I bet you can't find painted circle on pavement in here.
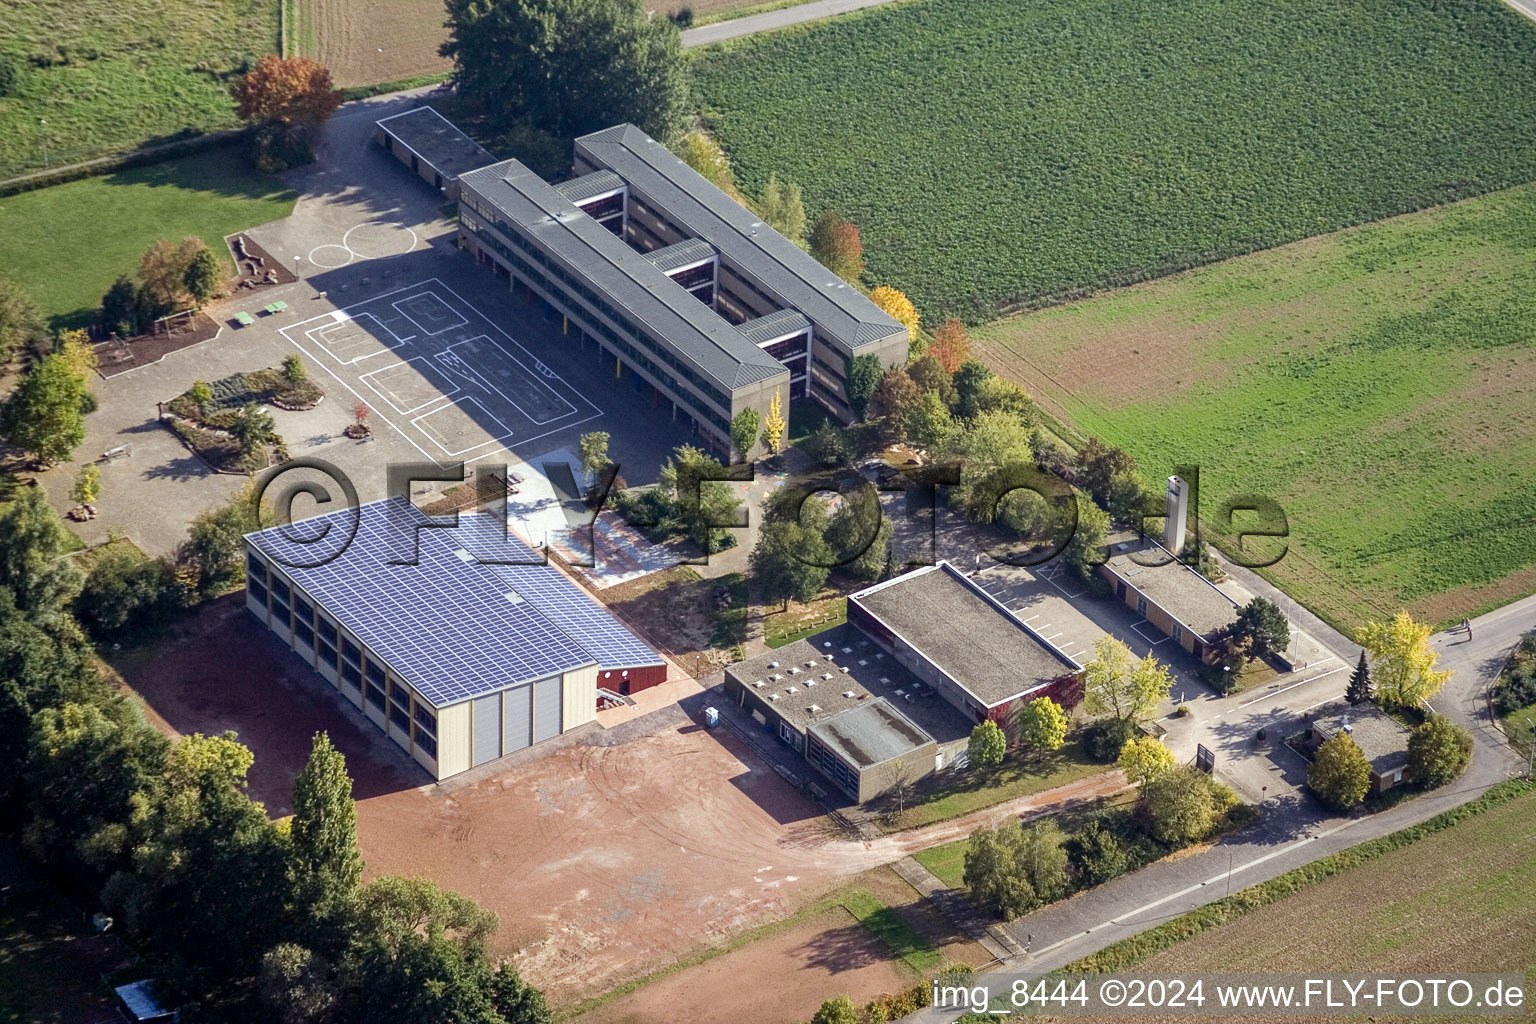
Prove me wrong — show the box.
[306,244,355,269]
[342,220,419,260]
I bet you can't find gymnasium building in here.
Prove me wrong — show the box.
[455,123,910,454]
[374,106,496,201]
[243,497,665,781]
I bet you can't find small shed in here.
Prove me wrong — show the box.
[1307,703,1411,793]
[114,980,180,1023]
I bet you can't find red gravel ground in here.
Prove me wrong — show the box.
[115,597,888,1003]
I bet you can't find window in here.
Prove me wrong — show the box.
[1171,623,1184,644]
[341,637,361,667]
[270,575,291,603]
[1136,596,1148,617]
[415,732,437,759]
[365,660,386,688]
[246,553,267,582]
[390,701,410,733]
[247,577,267,602]
[272,598,290,623]
[318,640,337,666]
[294,596,313,624]
[341,662,362,689]
[318,618,338,645]
[366,678,386,711]
[414,703,436,738]
[295,619,315,647]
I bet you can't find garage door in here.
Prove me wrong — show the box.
[533,675,562,743]
[503,683,532,753]
[472,693,501,767]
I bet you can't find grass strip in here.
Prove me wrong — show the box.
[838,887,945,972]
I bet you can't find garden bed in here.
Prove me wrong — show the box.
[161,366,319,473]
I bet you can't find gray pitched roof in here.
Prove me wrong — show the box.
[375,106,495,181]
[737,309,811,347]
[1311,703,1411,778]
[1101,531,1241,637]
[553,169,625,204]
[643,236,717,274]
[458,159,786,396]
[574,124,909,359]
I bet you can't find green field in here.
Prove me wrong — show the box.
[974,185,1536,630]
[691,0,1536,323]
[0,0,278,180]
[0,147,297,328]
[881,737,1105,832]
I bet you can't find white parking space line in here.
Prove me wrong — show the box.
[1224,665,1347,715]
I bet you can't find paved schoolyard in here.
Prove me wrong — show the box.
[47,88,698,559]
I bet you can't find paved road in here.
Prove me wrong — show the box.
[681,0,896,47]
[906,596,1532,1022]
[1504,0,1536,22]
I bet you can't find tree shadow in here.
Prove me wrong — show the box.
[793,920,900,975]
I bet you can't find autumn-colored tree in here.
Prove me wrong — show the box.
[233,55,344,129]
[870,367,922,441]
[929,318,971,374]
[809,211,863,282]
[870,286,919,349]
[71,463,102,505]
[1355,611,1452,708]
[139,237,208,310]
[677,130,742,201]
[57,329,99,380]
[1117,735,1176,788]
[760,389,785,455]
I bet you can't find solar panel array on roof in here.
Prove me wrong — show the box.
[245,498,658,707]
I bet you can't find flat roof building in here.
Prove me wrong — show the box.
[456,123,909,455]
[374,106,496,200]
[1098,530,1242,663]
[244,498,663,780]
[723,625,971,803]
[1307,703,1411,794]
[849,562,1083,723]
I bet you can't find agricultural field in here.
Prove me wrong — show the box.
[0,147,296,329]
[691,0,1536,323]
[975,184,1536,631]
[0,0,278,180]
[1090,788,1536,1016]
[295,0,797,87]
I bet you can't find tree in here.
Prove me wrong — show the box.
[810,995,861,1024]
[870,286,919,350]
[1016,820,1070,902]
[0,278,50,361]
[1082,635,1172,724]
[1355,612,1452,708]
[74,548,182,641]
[757,174,807,247]
[676,131,741,200]
[878,757,915,818]
[138,237,209,310]
[929,318,971,374]
[283,353,307,383]
[906,354,957,407]
[904,390,952,450]
[229,402,278,453]
[259,943,339,1024]
[100,276,139,336]
[1233,597,1289,660]
[808,211,863,282]
[189,379,213,411]
[1064,492,1110,581]
[1309,732,1370,810]
[952,361,994,420]
[233,55,344,129]
[1117,735,1176,788]
[1070,821,1128,885]
[181,480,274,594]
[183,247,223,306]
[870,367,922,440]
[749,520,829,609]
[290,733,363,934]
[1013,696,1068,753]
[1074,436,1137,508]
[1407,715,1472,788]
[730,407,761,463]
[1142,765,1218,843]
[972,376,1035,422]
[845,353,884,420]
[0,488,86,621]
[71,463,102,506]
[1345,650,1373,705]
[578,431,610,478]
[1,353,87,465]
[962,822,1037,920]
[968,719,1006,772]
[760,389,785,455]
[825,484,889,581]
[441,0,688,142]
[806,419,849,467]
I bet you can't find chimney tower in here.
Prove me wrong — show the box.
[1164,475,1189,554]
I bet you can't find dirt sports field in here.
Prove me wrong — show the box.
[301,0,791,86]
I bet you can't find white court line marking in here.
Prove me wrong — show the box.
[414,395,516,456]
[1225,665,1347,714]
[306,311,405,365]
[360,357,460,415]
[392,291,468,337]
[437,336,578,423]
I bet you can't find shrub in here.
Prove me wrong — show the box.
[968,720,1006,772]
[1069,821,1130,886]
[669,6,694,27]
[250,121,314,173]
[1407,715,1472,788]
[75,549,184,640]
[0,56,19,97]
[1083,717,1136,762]
[1309,732,1371,810]
[1142,765,1219,844]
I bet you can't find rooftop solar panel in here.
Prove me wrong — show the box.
[246,497,644,708]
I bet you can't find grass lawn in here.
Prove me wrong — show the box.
[912,837,969,891]
[692,0,1536,324]
[0,0,278,179]
[765,595,847,648]
[0,147,296,329]
[976,184,1536,632]
[879,737,1106,832]
[1096,786,1536,982]
[837,887,945,973]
